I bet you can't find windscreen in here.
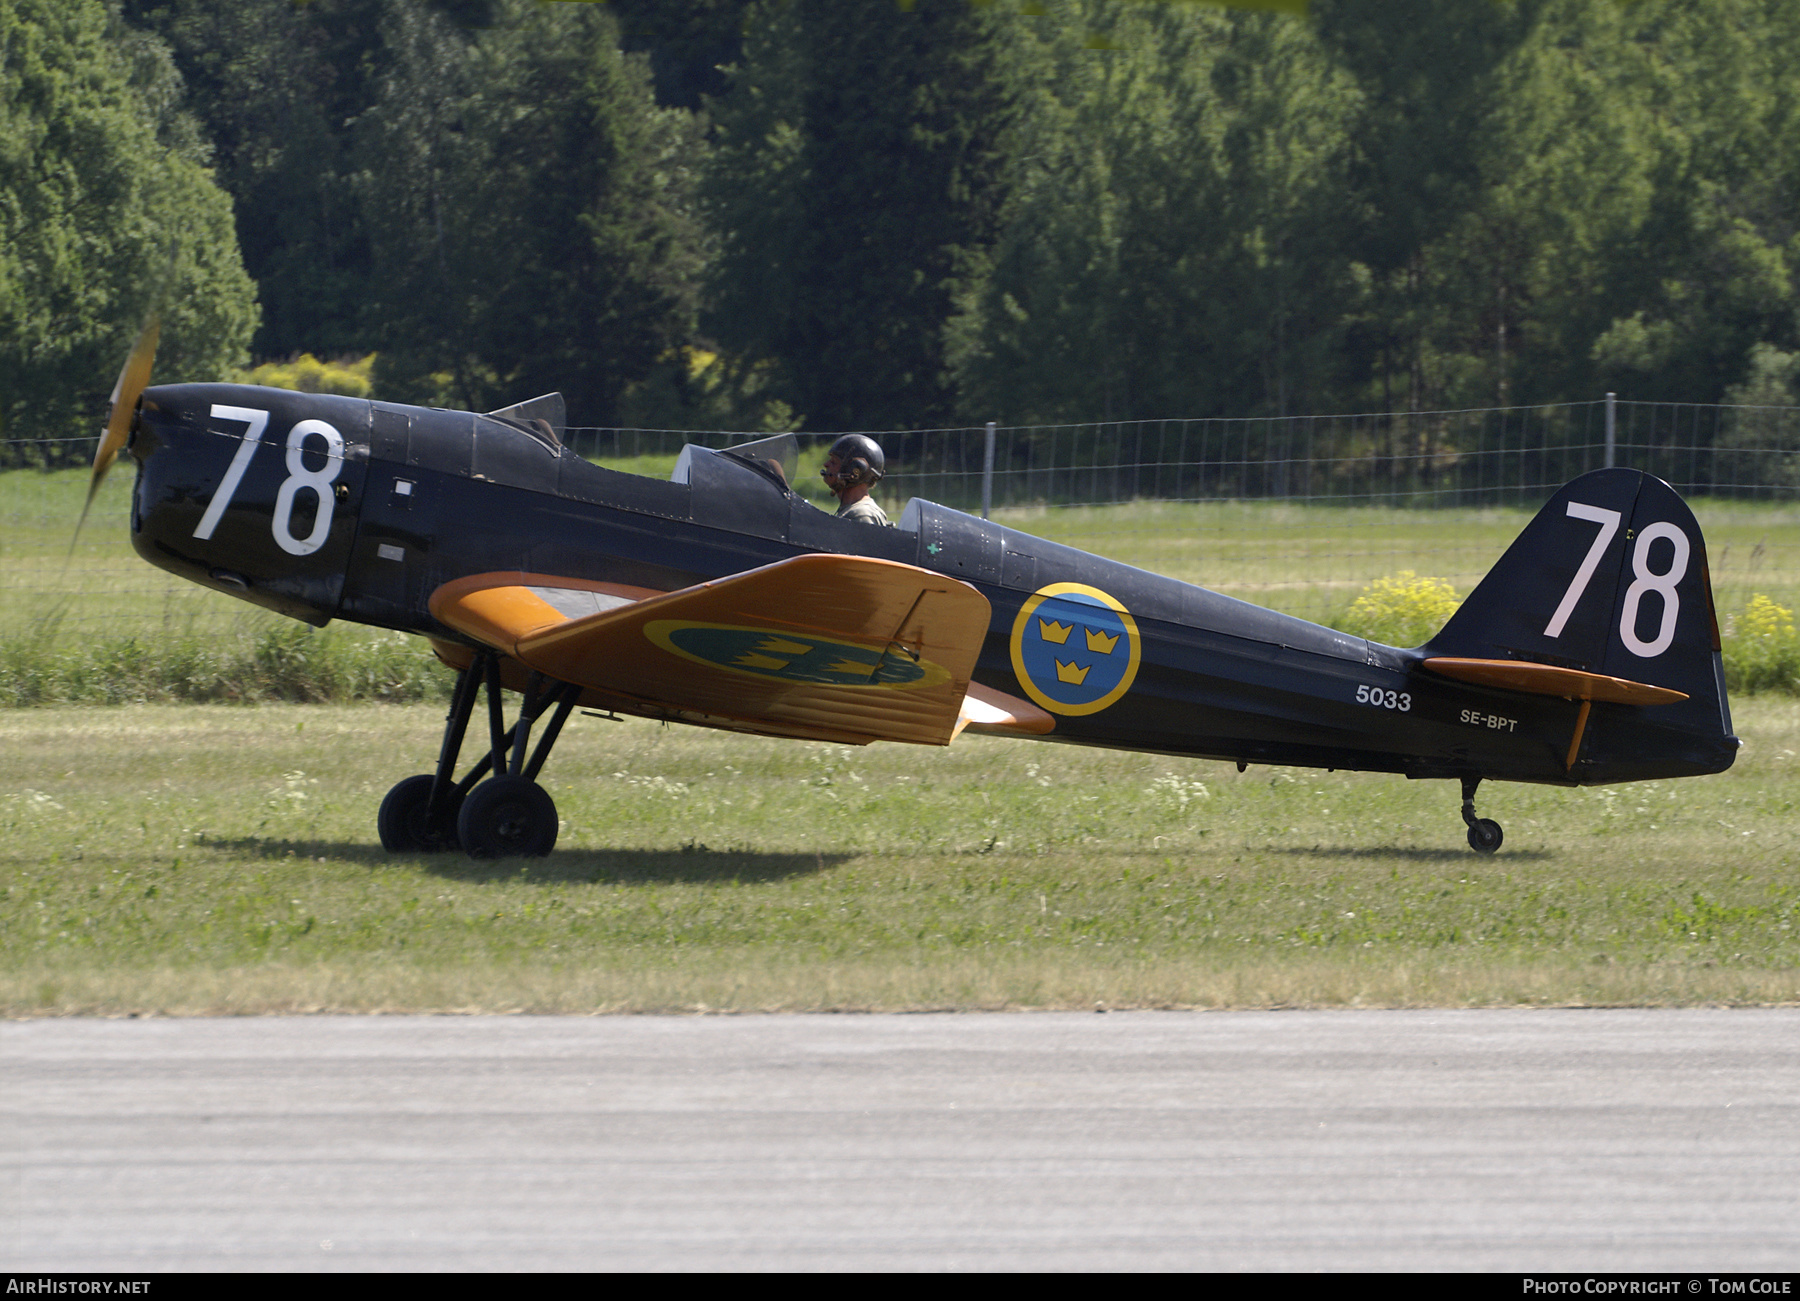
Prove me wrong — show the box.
[719,433,798,489]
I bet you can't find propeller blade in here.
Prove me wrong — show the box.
[75,315,159,547]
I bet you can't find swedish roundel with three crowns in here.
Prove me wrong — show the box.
[1008,582,1142,716]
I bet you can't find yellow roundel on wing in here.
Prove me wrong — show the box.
[1008,583,1141,716]
[645,620,953,690]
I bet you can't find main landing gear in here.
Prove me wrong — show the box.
[378,651,581,859]
[1459,775,1503,854]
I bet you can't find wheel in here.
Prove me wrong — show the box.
[378,774,463,853]
[457,775,558,859]
[1466,818,1503,854]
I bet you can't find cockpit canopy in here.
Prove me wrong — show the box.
[672,432,798,492]
[486,392,567,448]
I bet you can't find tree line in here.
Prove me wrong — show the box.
[5,0,1799,456]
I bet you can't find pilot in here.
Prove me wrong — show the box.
[821,434,892,526]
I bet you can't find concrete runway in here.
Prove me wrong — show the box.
[5,1009,1799,1271]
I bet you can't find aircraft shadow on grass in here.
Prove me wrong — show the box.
[1266,844,1554,864]
[425,844,852,886]
[204,835,847,885]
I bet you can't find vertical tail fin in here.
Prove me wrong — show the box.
[1424,468,1731,750]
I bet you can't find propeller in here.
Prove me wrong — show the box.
[74,314,159,548]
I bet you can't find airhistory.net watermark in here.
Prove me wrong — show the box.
[6,1284,152,1295]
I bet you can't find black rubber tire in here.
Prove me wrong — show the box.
[1466,818,1503,854]
[377,774,463,853]
[457,775,558,859]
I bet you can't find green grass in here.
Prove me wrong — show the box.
[0,621,449,707]
[3,468,245,643]
[4,697,1796,1014]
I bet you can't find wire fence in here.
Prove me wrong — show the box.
[567,398,1800,510]
[6,399,1797,644]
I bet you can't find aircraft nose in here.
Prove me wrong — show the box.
[127,399,153,460]
[128,386,185,464]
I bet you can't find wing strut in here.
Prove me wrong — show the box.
[1421,655,1688,776]
[1565,699,1592,773]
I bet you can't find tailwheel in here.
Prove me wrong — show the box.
[1466,818,1503,855]
[458,775,558,859]
[378,774,464,853]
[1459,775,1503,854]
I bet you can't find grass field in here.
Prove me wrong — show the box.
[4,697,1796,1015]
[5,459,1796,1013]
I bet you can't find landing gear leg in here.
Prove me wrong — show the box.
[377,651,580,859]
[1460,775,1503,854]
[378,654,483,853]
[457,667,580,859]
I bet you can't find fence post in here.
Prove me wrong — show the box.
[982,420,996,519]
[1605,392,1616,469]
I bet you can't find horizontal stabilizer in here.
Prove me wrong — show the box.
[431,555,993,746]
[1421,657,1687,706]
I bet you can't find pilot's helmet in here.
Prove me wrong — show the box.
[826,434,885,487]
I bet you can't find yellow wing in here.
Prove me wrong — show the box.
[429,554,1035,747]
